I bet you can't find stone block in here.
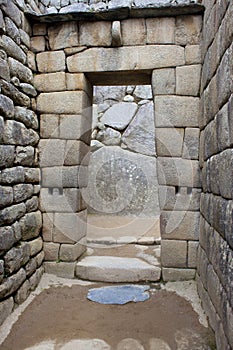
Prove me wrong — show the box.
[0,297,14,326]
[176,65,201,96]
[24,168,40,183]
[0,56,10,81]
[13,184,33,203]
[48,22,78,50]
[157,157,201,187]
[53,211,87,244]
[67,45,185,72]
[216,102,230,152]
[0,145,15,168]
[66,73,92,97]
[218,149,233,199]
[36,51,66,73]
[14,279,30,305]
[182,128,200,160]
[43,262,76,278]
[188,241,199,268]
[34,72,66,92]
[33,23,47,36]
[36,251,44,268]
[59,114,92,143]
[185,45,202,64]
[0,94,14,118]
[161,239,187,268]
[154,96,199,127]
[175,15,202,45]
[14,107,38,130]
[158,186,201,212]
[15,146,35,166]
[4,242,30,275]
[146,17,175,44]
[8,57,33,84]
[1,79,30,107]
[155,128,184,157]
[0,35,26,64]
[59,242,86,262]
[39,139,66,167]
[1,1,21,27]
[30,36,46,53]
[0,260,3,283]
[64,140,90,166]
[0,226,15,254]
[29,237,43,256]
[121,18,146,46]
[0,186,13,208]
[20,211,42,240]
[0,268,26,299]
[25,256,37,277]
[40,188,83,213]
[160,211,200,240]
[162,267,196,281]
[152,68,175,95]
[101,102,138,131]
[0,203,26,225]
[37,91,90,114]
[217,46,232,110]
[29,266,44,291]
[41,166,88,188]
[40,114,59,138]
[80,21,111,47]
[44,242,60,261]
[3,120,39,146]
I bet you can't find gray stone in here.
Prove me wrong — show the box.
[1,1,21,27]
[13,184,34,203]
[0,35,26,64]
[61,339,111,350]
[29,237,43,256]
[19,83,37,97]
[112,21,122,47]
[0,268,26,299]
[182,128,200,160]
[152,68,175,95]
[20,211,42,240]
[0,94,14,118]
[44,262,75,278]
[24,168,40,183]
[0,260,4,283]
[3,120,39,146]
[0,57,10,81]
[59,3,89,13]
[4,242,30,275]
[0,79,30,107]
[101,102,138,130]
[0,226,15,254]
[29,266,44,291]
[149,338,171,350]
[14,107,38,130]
[156,128,184,157]
[162,267,196,282]
[25,256,37,277]
[80,21,112,47]
[5,17,20,44]
[60,242,86,262]
[26,196,39,213]
[219,149,233,199]
[0,203,26,225]
[0,166,25,184]
[44,242,60,261]
[122,102,155,156]
[133,85,152,100]
[8,57,33,84]
[0,145,15,168]
[0,297,14,326]
[0,9,5,35]
[161,240,187,268]
[53,211,87,244]
[14,279,30,305]
[0,186,13,208]
[15,146,35,166]
[40,188,83,213]
[41,166,88,188]
[48,22,78,50]
[96,127,121,146]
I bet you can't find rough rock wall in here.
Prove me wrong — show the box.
[0,0,43,326]
[197,1,233,349]
[86,85,160,216]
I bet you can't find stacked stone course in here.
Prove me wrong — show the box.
[0,0,43,326]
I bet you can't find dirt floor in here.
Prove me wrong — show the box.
[0,281,216,350]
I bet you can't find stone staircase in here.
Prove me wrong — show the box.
[76,215,161,283]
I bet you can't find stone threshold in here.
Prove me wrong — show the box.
[26,3,204,23]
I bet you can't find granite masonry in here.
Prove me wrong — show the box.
[0,0,232,348]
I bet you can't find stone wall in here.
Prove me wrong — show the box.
[197,1,233,349]
[0,0,43,326]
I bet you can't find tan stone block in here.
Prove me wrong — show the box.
[175,15,202,45]
[39,139,66,167]
[44,242,60,261]
[59,114,92,143]
[176,65,201,96]
[162,267,196,281]
[157,157,201,187]
[34,72,66,92]
[154,96,199,127]
[122,18,146,46]
[40,114,59,138]
[158,186,201,212]
[53,210,87,244]
[43,261,76,278]
[42,213,54,242]
[37,51,66,73]
[59,242,86,262]
[48,22,78,50]
[30,36,45,53]
[160,211,200,240]
[152,68,175,95]
[67,45,185,73]
[64,140,90,166]
[188,241,199,268]
[182,127,200,160]
[33,23,47,36]
[161,239,187,267]
[28,237,43,256]
[66,73,92,97]
[79,21,112,47]
[185,45,202,64]
[155,128,184,157]
[146,17,175,44]
[41,166,88,188]
[40,188,84,213]
[27,52,37,72]
[37,91,90,114]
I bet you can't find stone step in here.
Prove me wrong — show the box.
[76,256,161,283]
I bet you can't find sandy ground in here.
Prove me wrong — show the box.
[0,275,216,350]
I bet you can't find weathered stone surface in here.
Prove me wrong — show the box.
[122,102,155,156]
[26,196,39,213]
[175,15,202,45]
[30,36,46,53]
[8,57,33,84]
[24,168,40,183]
[0,268,26,299]
[0,166,25,185]
[0,203,26,225]
[182,128,200,159]
[0,259,4,283]
[40,114,59,139]
[133,85,152,100]
[20,211,42,240]
[216,103,230,152]
[37,51,66,73]
[155,128,184,157]
[14,279,30,305]
[28,237,43,256]
[41,165,88,188]
[162,267,196,282]
[1,1,21,27]
[0,145,15,168]
[159,186,201,212]
[117,338,144,350]
[121,18,146,46]
[29,266,44,291]
[14,107,38,130]
[0,186,13,209]
[19,83,37,97]
[152,68,175,95]
[0,226,15,254]
[161,239,187,268]
[64,140,90,166]
[39,139,66,167]
[44,242,60,261]
[154,96,199,127]
[111,20,122,47]
[80,21,111,47]
[146,17,175,44]
[3,120,39,146]
[0,94,14,118]
[0,35,26,64]
[0,297,14,326]
[0,56,10,81]
[37,91,90,114]
[176,65,201,96]
[149,338,171,350]
[15,146,35,166]
[96,127,121,146]
[43,261,75,278]
[218,149,233,199]
[48,22,78,50]
[59,114,92,143]
[53,211,87,244]
[185,45,201,64]
[101,102,137,130]
[4,242,30,275]
[60,242,86,262]
[160,211,200,240]
[0,79,30,107]
[19,29,30,48]
[67,45,185,72]
[34,72,66,92]
[13,184,34,203]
